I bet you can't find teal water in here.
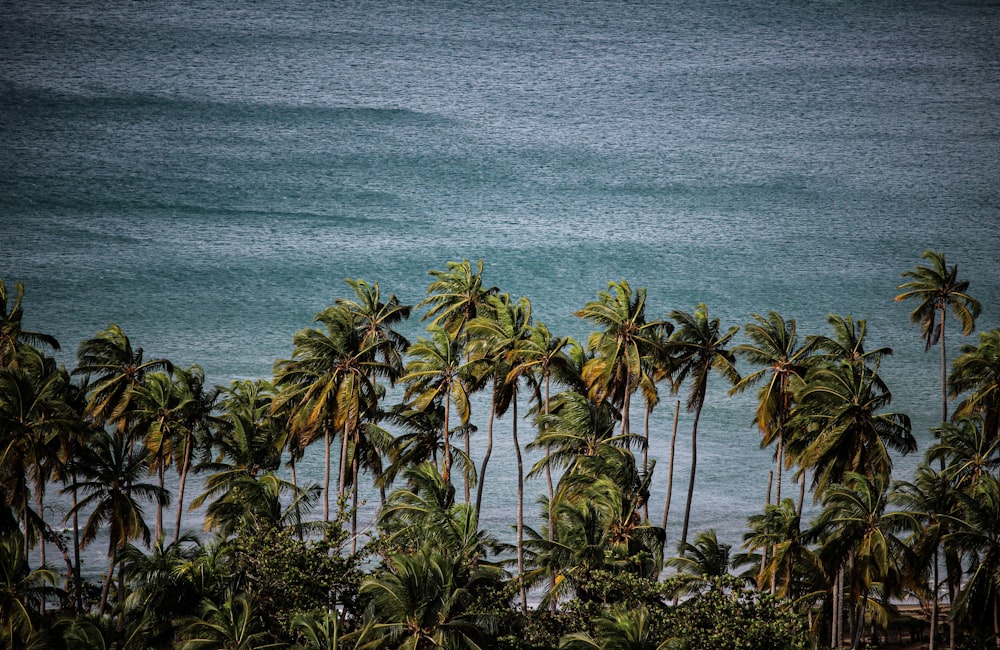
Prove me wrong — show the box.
[2,0,1000,568]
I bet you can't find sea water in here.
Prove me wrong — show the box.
[2,0,999,574]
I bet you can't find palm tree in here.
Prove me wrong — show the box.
[418,259,499,341]
[380,403,476,490]
[895,250,981,424]
[742,497,817,599]
[731,312,817,505]
[927,416,1000,491]
[665,529,736,597]
[669,303,740,551]
[949,328,1000,440]
[892,463,962,650]
[0,351,73,568]
[575,280,671,438]
[336,277,412,383]
[131,371,192,541]
[172,365,223,542]
[817,472,911,650]
[178,592,281,650]
[945,472,1000,647]
[558,605,680,650]
[0,279,60,369]
[810,314,893,375]
[790,361,916,499]
[401,325,477,485]
[70,428,168,615]
[466,293,535,611]
[273,305,383,521]
[73,323,172,432]
[353,548,498,650]
[0,533,57,647]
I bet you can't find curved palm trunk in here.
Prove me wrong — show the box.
[513,399,526,613]
[642,402,651,520]
[174,437,192,542]
[71,461,82,612]
[474,393,496,523]
[661,400,681,534]
[155,450,165,541]
[680,393,705,553]
[930,546,939,650]
[544,375,557,616]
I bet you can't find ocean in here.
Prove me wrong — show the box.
[2,0,999,572]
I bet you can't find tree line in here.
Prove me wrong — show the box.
[1,249,998,649]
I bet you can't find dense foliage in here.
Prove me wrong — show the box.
[1,251,998,649]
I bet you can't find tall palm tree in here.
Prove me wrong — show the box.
[731,312,817,505]
[575,280,671,438]
[466,293,535,611]
[70,428,167,615]
[669,303,740,551]
[273,305,383,521]
[402,326,477,486]
[418,259,499,341]
[73,323,172,432]
[132,371,192,542]
[817,472,911,650]
[337,277,412,383]
[0,279,60,369]
[892,463,962,650]
[172,365,223,542]
[927,416,1000,491]
[0,352,73,567]
[946,472,1000,647]
[949,328,1000,440]
[789,361,915,499]
[895,250,981,424]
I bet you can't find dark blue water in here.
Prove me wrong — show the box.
[2,0,999,570]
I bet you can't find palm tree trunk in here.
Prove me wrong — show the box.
[930,546,939,650]
[680,395,705,553]
[642,401,651,520]
[661,400,680,532]
[155,447,164,541]
[621,381,631,438]
[71,463,82,612]
[761,471,772,593]
[443,391,452,482]
[339,421,350,499]
[940,306,948,425]
[35,489,46,569]
[775,433,783,504]
[323,427,331,522]
[545,374,556,616]
[175,437,192,542]
[99,550,115,616]
[797,469,806,519]
[474,394,495,523]
[513,399,526,613]
[351,455,359,554]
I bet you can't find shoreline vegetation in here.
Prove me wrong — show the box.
[2,249,998,649]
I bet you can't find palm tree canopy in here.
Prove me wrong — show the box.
[0,279,60,368]
[895,249,981,348]
[949,328,1000,437]
[418,259,499,340]
[668,303,740,412]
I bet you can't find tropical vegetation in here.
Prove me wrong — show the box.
[0,251,997,649]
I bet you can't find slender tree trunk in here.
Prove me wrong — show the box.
[35,489,46,569]
[474,394,495,523]
[831,574,838,649]
[621,377,631,438]
[661,400,680,533]
[761,471,772,593]
[443,391,452,482]
[930,546,939,650]
[642,402,651,520]
[680,395,705,553]
[99,551,115,616]
[851,593,868,650]
[155,447,164,541]
[174,437,192,542]
[71,463,82,612]
[351,455,359,554]
[513,399,526,613]
[323,428,331,522]
[545,374,556,616]
[463,423,471,504]
[940,306,948,425]
[339,421,350,498]
[775,433,783,504]
[797,469,806,519]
